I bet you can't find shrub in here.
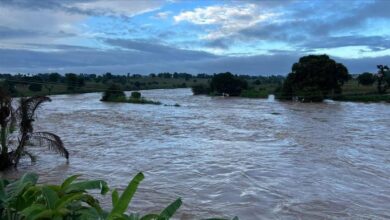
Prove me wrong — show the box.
[101,84,126,102]
[131,91,141,99]
[191,84,210,95]
[28,83,42,92]
[357,72,376,86]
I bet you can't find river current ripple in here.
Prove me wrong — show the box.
[2,88,390,219]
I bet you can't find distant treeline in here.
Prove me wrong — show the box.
[0,72,285,97]
[0,72,284,82]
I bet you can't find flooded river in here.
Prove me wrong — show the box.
[2,88,390,219]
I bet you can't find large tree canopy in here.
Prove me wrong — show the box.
[210,72,248,96]
[357,72,376,86]
[279,55,350,102]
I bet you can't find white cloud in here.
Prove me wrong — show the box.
[154,11,172,19]
[0,0,165,50]
[174,4,278,40]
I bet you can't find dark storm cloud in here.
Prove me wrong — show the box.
[0,43,386,75]
[302,36,390,50]
[104,38,216,60]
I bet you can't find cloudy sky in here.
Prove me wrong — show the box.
[1,0,389,75]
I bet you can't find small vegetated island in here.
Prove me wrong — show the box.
[100,84,161,105]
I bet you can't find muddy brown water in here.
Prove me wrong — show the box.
[2,88,390,219]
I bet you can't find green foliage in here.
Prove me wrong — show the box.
[101,84,126,102]
[279,54,350,102]
[131,91,141,99]
[333,93,390,102]
[376,65,390,94]
[0,173,175,220]
[210,73,248,96]
[102,89,161,105]
[191,84,211,95]
[0,173,237,220]
[0,93,67,170]
[128,98,161,105]
[240,89,269,98]
[65,73,85,92]
[357,72,376,86]
[28,83,42,92]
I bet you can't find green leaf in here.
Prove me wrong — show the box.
[140,214,160,220]
[61,174,81,190]
[41,186,59,209]
[6,173,38,196]
[75,207,102,220]
[54,192,84,209]
[21,204,46,220]
[64,180,109,195]
[108,172,144,219]
[158,198,182,220]
[29,209,54,220]
[0,179,7,200]
[80,194,103,213]
[112,189,119,207]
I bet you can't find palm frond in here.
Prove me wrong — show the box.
[16,96,51,134]
[21,150,37,163]
[29,96,51,117]
[30,132,69,160]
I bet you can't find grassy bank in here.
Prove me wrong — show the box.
[1,76,210,98]
[332,80,390,102]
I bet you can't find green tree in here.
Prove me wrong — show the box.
[376,65,389,93]
[101,84,126,102]
[280,54,350,102]
[65,73,84,92]
[210,72,248,96]
[357,72,376,86]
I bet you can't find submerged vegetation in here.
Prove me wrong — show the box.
[191,72,282,98]
[101,86,161,105]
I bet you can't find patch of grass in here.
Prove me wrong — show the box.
[240,89,269,98]
[128,97,161,105]
[332,93,390,102]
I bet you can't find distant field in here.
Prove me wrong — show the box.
[8,77,211,97]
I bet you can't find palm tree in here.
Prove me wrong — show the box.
[13,96,69,167]
[0,92,69,170]
[0,88,15,170]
